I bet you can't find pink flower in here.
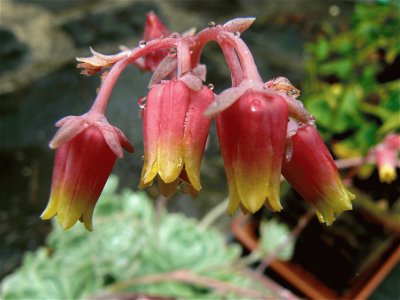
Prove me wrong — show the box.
[141,12,170,71]
[215,90,288,214]
[41,114,133,230]
[282,125,354,225]
[375,133,400,183]
[140,78,214,196]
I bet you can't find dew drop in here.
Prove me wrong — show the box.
[138,96,147,108]
[306,115,316,126]
[250,99,261,112]
[138,40,147,48]
[141,155,145,160]
[208,21,216,27]
[207,83,214,90]
[168,47,177,57]
[234,31,241,38]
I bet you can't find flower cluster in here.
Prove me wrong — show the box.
[42,13,354,230]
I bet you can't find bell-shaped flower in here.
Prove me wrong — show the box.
[41,114,133,230]
[215,90,288,214]
[282,125,354,225]
[140,78,214,196]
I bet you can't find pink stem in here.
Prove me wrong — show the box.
[177,37,191,77]
[89,38,176,115]
[223,32,262,82]
[89,58,130,114]
[192,27,262,83]
[219,41,244,86]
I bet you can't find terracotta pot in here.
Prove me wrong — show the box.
[231,213,400,300]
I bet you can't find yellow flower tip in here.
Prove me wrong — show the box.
[226,204,238,216]
[184,165,202,192]
[142,168,158,186]
[83,218,93,232]
[40,195,59,220]
[379,165,397,183]
[267,197,283,212]
[241,197,264,214]
[81,209,94,232]
[40,207,56,220]
[58,215,79,230]
[316,210,335,226]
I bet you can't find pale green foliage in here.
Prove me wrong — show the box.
[1,176,273,299]
[259,219,295,261]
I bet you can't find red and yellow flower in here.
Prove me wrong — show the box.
[140,78,214,196]
[216,90,288,214]
[41,114,133,230]
[282,125,354,225]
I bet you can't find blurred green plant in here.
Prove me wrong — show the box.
[303,2,399,158]
[1,176,295,299]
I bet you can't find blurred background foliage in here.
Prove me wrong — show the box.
[303,2,399,157]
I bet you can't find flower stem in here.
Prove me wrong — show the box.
[219,42,244,86]
[193,26,262,83]
[89,58,130,114]
[89,38,176,115]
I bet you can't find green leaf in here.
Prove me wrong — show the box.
[319,59,353,80]
[259,219,295,261]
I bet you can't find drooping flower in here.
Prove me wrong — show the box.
[140,78,214,196]
[141,11,170,71]
[215,90,288,214]
[41,114,133,230]
[374,133,400,183]
[282,125,354,225]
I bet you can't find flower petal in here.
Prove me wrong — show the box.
[204,85,247,117]
[49,118,87,149]
[223,17,256,34]
[142,84,164,184]
[148,55,177,87]
[180,73,203,92]
[157,80,190,183]
[183,86,214,191]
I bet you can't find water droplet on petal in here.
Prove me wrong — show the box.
[139,40,147,48]
[250,99,261,112]
[141,155,145,160]
[208,21,216,27]
[306,115,316,126]
[234,31,240,38]
[138,96,147,108]
[168,47,177,57]
[170,32,179,38]
[207,83,214,90]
